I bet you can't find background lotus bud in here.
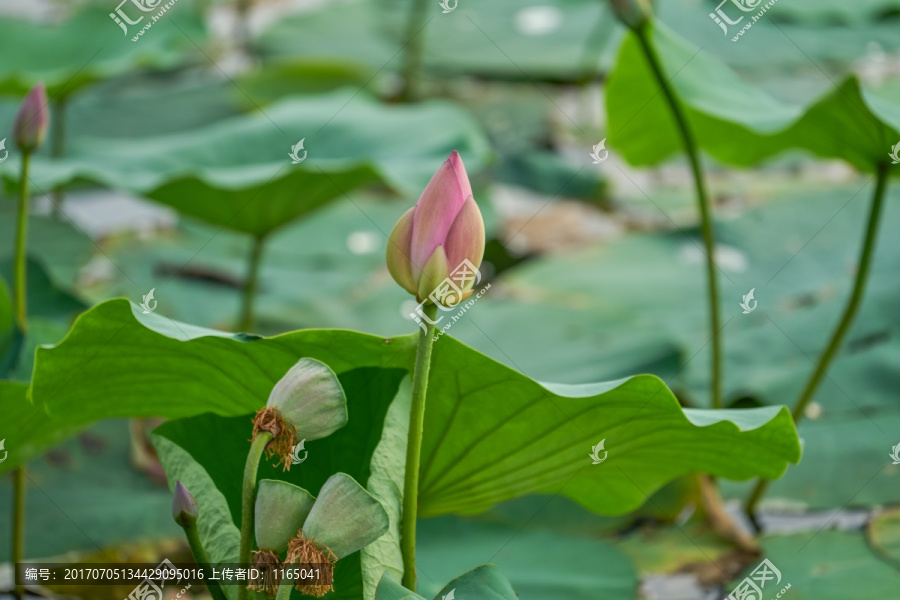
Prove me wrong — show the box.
[172,481,199,527]
[609,0,652,29]
[386,151,485,305]
[13,83,49,152]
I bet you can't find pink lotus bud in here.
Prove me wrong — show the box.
[13,83,50,152]
[610,0,652,29]
[172,481,199,527]
[386,151,485,305]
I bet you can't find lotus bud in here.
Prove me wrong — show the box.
[252,358,347,470]
[13,83,49,152]
[609,0,652,29]
[386,151,485,306]
[284,473,389,597]
[171,481,199,528]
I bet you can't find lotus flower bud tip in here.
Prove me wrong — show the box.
[13,83,49,152]
[386,151,485,306]
[172,481,199,527]
[610,0,652,29]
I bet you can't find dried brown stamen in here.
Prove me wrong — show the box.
[286,534,337,597]
[252,406,297,471]
[249,549,284,598]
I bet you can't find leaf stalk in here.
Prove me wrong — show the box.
[744,163,891,522]
[633,23,723,409]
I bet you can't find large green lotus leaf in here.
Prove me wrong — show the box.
[606,23,900,172]
[0,275,12,369]
[452,183,900,416]
[0,209,95,293]
[151,365,409,600]
[724,530,900,599]
[654,0,900,73]
[0,420,179,561]
[0,5,207,97]
[376,564,518,600]
[153,435,242,568]
[721,409,900,510]
[416,517,635,600]
[256,0,621,82]
[867,507,900,568]
[31,298,800,519]
[1,90,491,237]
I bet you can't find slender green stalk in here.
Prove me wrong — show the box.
[235,0,254,55]
[238,432,272,600]
[50,96,67,219]
[182,522,229,600]
[745,164,891,521]
[12,151,32,600]
[633,23,723,409]
[400,303,438,590]
[13,153,31,333]
[398,0,430,102]
[274,566,294,600]
[12,467,25,600]
[238,236,265,332]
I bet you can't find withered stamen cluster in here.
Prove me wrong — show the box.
[286,533,337,597]
[252,406,297,471]
[249,549,284,598]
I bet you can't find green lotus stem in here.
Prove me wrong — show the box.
[401,303,438,590]
[12,466,25,600]
[50,96,67,219]
[398,0,430,102]
[744,162,891,521]
[11,150,32,600]
[181,520,229,600]
[633,23,723,409]
[235,0,254,55]
[13,152,31,333]
[238,235,265,332]
[238,432,272,600]
[274,565,294,600]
